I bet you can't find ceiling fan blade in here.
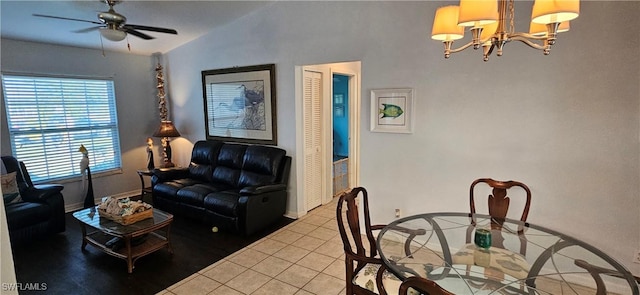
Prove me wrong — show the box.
[123,24,177,35]
[32,14,102,25]
[74,26,103,33]
[123,28,154,40]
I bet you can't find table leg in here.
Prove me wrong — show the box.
[166,223,174,255]
[125,236,133,273]
[78,221,88,251]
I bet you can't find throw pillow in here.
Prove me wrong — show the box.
[2,172,23,205]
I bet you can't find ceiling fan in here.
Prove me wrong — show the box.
[33,0,177,42]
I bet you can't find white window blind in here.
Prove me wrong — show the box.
[1,74,122,183]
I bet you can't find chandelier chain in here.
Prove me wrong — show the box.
[509,0,515,34]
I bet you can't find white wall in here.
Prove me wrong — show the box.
[165,1,640,274]
[0,39,159,209]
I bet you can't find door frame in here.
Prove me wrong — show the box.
[294,61,361,216]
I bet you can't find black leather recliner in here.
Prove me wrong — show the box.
[1,156,66,245]
[151,140,291,236]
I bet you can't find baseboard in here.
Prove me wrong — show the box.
[284,211,300,219]
[64,189,139,213]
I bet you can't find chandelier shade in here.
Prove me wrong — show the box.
[457,0,499,27]
[479,21,500,41]
[431,5,465,41]
[531,0,580,24]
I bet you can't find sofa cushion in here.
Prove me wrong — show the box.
[213,167,241,188]
[189,163,213,183]
[243,146,285,175]
[153,179,201,201]
[5,202,51,229]
[203,191,241,217]
[238,146,285,187]
[188,140,223,182]
[191,140,223,165]
[176,183,223,207]
[218,144,247,167]
[211,144,247,187]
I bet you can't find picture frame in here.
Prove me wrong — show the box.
[334,105,345,117]
[370,88,414,133]
[201,64,277,145]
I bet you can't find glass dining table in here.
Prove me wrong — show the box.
[376,212,638,295]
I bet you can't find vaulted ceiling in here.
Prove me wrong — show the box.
[1,0,273,55]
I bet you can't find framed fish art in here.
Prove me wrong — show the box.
[201,64,277,145]
[370,88,415,133]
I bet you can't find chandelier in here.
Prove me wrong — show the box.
[431,0,579,61]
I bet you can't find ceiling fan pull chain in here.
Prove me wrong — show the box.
[100,34,106,57]
[127,35,131,52]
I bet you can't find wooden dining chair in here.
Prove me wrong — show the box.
[398,276,454,295]
[574,259,640,295]
[450,178,533,292]
[336,187,401,295]
[469,178,532,223]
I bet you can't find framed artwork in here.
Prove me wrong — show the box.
[334,93,345,117]
[334,105,345,117]
[201,64,277,145]
[370,88,414,133]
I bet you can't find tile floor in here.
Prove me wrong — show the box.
[155,196,612,295]
[157,198,347,295]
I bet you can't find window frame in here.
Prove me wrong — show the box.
[1,73,123,183]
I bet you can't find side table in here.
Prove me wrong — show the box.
[136,169,153,202]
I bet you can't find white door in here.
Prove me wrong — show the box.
[303,69,323,210]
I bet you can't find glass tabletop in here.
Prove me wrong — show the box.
[72,206,173,236]
[377,212,638,295]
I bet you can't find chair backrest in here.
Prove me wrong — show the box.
[337,187,377,261]
[336,187,385,295]
[470,178,532,222]
[398,276,453,295]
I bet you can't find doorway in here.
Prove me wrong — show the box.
[295,61,361,215]
[332,74,350,196]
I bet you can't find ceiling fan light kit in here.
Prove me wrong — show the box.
[99,27,126,41]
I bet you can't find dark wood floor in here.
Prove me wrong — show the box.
[11,211,294,295]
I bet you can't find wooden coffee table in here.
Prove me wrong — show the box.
[72,207,174,273]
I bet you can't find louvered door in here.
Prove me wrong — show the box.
[303,70,323,210]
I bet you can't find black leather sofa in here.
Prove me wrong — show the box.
[151,140,291,235]
[1,156,66,246]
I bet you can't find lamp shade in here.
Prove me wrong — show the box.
[431,5,465,41]
[529,21,570,36]
[99,28,127,41]
[457,0,498,27]
[479,21,500,41]
[531,0,579,24]
[153,121,181,138]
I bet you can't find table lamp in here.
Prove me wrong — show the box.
[153,120,181,168]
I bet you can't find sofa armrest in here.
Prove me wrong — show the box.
[240,184,287,195]
[21,184,64,202]
[151,167,190,184]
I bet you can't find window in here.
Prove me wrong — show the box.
[2,74,122,183]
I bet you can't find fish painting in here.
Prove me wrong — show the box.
[379,103,404,118]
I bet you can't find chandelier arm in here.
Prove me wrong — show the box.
[509,36,547,51]
[509,32,548,41]
[449,41,476,54]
